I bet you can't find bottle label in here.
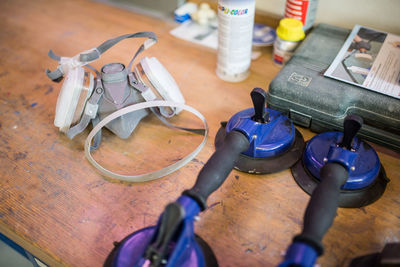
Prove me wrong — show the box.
[273,37,299,65]
[218,4,248,16]
[273,46,294,65]
[284,0,318,31]
[217,1,255,77]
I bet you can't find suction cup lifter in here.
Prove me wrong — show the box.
[105,122,250,267]
[215,88,304,174]
[105,88,306,267]
[283,115,389,267]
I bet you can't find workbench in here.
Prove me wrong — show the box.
[0,0,399,266]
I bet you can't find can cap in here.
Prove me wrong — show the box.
[276,18,305,42]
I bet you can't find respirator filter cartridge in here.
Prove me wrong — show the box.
[54,67,94,132]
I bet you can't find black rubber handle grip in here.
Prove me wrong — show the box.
[294,163,349,255]
[183,130,250,210]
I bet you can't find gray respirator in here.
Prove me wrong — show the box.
[46,32,186,149]
[46,32,208,182]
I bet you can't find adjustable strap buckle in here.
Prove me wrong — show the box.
[128,72,157,101]
[45,48,100,82]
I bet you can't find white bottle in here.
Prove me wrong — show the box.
[272,18,305,66]
[216,0,256,82]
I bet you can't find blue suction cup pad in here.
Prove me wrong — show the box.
[304,132,381,190]
[226,108,295,158]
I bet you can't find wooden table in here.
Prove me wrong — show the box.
[0,1,399,266]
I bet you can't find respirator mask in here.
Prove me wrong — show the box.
[46,32,208,182]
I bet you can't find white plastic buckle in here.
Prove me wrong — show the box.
[143,39,156,50]
[58,47,100,75]
[84,102,99,119]
[141,88,157,102]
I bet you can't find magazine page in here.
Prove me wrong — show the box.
[325,25,400,99]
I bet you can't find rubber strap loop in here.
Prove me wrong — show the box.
[84,100,208,182]
[90,116,102,151]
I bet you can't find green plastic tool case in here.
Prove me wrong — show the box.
[267,24,400,151]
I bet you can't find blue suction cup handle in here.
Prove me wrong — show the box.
[295,115,361,255]
[283,116,363,266]
[250,87,269,123]
[183,130,250,210]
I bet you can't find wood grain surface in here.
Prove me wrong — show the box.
[0,1,399,266]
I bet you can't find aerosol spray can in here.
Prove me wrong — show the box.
[216,0,256,82]
[284,0,318,31]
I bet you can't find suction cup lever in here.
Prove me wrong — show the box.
[281,163,349,267]
[250,87,269,123]
[183,130,250,210]
[339,115,363,150]
[145,202,185,266]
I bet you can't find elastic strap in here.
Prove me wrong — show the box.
[128,73,203,134]
[90,116,102,151]
[80,32,157,62]
[46,32,157,81]
[127,45,144,73]
[45,50,64,82]
[48,49,61,61]
[151,107,206,135]
[85,64,100,76]
[84,100,208,182]
[66,77,104,139]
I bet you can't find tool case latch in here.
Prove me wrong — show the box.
[289,109,312,128]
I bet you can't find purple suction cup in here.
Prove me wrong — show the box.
[104,197,218,267]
